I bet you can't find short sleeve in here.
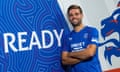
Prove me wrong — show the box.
[62,35,71,52]
[88,28,99,46]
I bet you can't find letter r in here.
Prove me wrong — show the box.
[3,33,18,53]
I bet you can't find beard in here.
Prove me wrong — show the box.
[71,19,82,27]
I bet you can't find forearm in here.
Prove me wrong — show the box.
[62,51,81,65]
[69,45,96,60]
[62,56,81,65]
[69,50,91,60]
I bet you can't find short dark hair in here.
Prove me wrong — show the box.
[67,5,83,14]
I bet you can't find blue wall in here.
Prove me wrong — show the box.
[0,0,69,72]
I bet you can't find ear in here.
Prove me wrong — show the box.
[81,14,84,18]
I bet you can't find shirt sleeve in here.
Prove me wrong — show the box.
[62,35,71,52]
[88,28,99,46]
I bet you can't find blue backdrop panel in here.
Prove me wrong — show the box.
[0,0,69,72]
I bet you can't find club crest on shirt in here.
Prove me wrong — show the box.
[84,33,88,39]
[69,37,72,40]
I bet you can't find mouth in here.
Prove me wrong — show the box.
[71,19,80,25]
[106,29,114,36]
[101,22,114,40]
[72,18,78,22]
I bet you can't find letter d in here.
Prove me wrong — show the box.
[42,30,53,48]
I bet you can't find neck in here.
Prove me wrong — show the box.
[74,24,84,32]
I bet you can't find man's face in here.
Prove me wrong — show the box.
[68,9,83,27]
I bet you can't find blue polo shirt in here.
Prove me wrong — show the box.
[62,26,102,72]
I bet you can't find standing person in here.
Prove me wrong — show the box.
[62,5,102,72]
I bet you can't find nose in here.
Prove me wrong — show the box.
[70,14,78,20]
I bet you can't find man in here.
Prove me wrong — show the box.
[62,5,102,72]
